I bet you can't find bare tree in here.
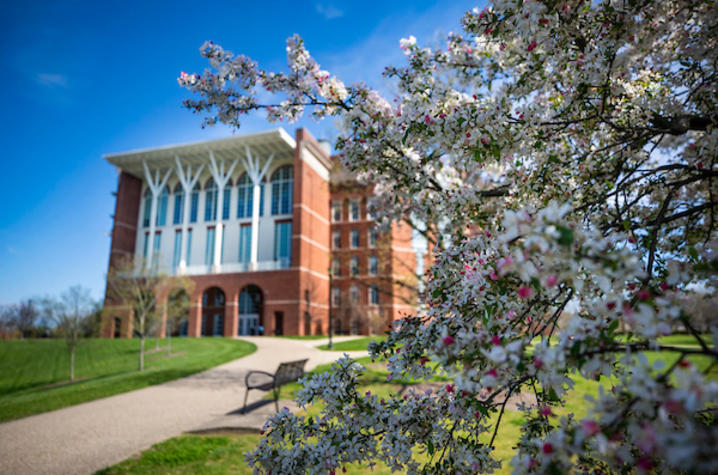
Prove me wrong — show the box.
[42,286,96,381]
[10,300,39,339]
[160,276,195,356]
[105,258,167,371]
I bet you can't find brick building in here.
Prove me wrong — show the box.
[102,128,421,338]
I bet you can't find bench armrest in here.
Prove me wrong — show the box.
[245,370,276,389]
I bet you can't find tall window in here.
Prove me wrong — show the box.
[367,202,375,220]
[369,256,378,275]
[331,201,342,222]
[331,257,341,276]
[186,229,193,265]
[142,232,149,259]
[350,257,359,276]
[152,232,161,270]
[190,183,200,223]
[349,199,360,221]
[173,184,184,225]
[172,231,182,272]
[205,227,215,266]
[350,285,359,303]
[204,179,218,221]
[142,188,151,227]
[274,221,292,267]
[331,287,340,306]
[238,224,251,264]
[332,231,341,249]
[156,187,169,226]
[368,228,378,247]
[350,229,360,248]
[222,186,231,220]
[237,173,265,218]
[369,285,379,305]
[271,166,293,215]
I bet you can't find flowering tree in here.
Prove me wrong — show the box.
[180,1,718,472]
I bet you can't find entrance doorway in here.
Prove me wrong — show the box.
[202,287,225,336]
[274,311,284,335]
[238,285,262,336]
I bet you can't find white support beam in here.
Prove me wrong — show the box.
[175,156,204,271]
[142,161,172,270]
[241,146,274,269]
[208,151,238,270]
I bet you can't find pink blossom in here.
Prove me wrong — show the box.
[527,40,537,52]
[443,335,455,345]
[545,274,558,288]
[580,419,600,436]
[490,271,498,280]
[542,442,553,454]
[518,286,532,299]
[486,368,498,377]
[491,335,501,346]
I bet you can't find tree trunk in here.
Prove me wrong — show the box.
[70,346,75,381]
[139,336,145,371]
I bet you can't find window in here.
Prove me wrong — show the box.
[152,232,161,270]
[331,201,342,222]
[172,231,182,272]
[350,229,359,248]
[271,166,293,215]
[237,173,265,218]
[331,257,341,276]
[368,228,378,247]
[367,202,375,220]
[369,256,378,275]
[205,227,215,266]
[274,221,292,268]
[190,183,200,223]
[156,187,169,226]
[331,287,340,306]
[204,179,218,221]
[350,257,359,276]
[222,187,231,220]
[142,232,149,259]
[173,184,184,225]
[186,229,192,265]
[350,285,359,303]
[238,224,251,263]
[369,285,380,305]
[142,188,151,227]
[350,199,360,221]
[332,231,341,249]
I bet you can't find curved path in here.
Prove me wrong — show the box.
[0,336,367,475]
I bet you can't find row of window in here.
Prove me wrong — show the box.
[331,198,375,223]
[332,228,378,249]
[331,285,380,306]
[331,255,379,277]
[142,221,292,271]
[142,166,293,228]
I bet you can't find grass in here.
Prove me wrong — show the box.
[101,335,716,474]
[318,336,386,351]
[0,337,256,422]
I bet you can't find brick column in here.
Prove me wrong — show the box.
[225,289,239,337]
[188,293,203,337]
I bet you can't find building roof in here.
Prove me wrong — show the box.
[104,128,296,178]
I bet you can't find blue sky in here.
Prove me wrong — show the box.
[0,1,476,304]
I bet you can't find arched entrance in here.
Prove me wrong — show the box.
[167,288,190,337]
[202,287,225,336]
[238,285,262,336]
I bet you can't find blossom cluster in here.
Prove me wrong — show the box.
[182,0,718,472]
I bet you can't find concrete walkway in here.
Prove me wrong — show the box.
[0,336,367,475]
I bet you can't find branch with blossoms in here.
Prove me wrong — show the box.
[182,1,718,472]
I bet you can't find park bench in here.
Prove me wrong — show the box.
[243,359,308,413]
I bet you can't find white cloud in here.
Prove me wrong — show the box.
[35,73,68,88]
[316,4,344,19]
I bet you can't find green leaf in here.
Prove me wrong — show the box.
[557,226,574,247]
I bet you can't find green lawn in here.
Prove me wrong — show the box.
[102,336,716,474]
[0,337,256,422]
[318,336,386,351]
